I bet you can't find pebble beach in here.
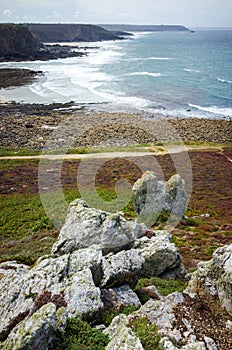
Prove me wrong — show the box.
[0,102,231,150]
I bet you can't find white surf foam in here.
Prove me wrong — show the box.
[147,57,172,60]
[217,77,232,84]
[184,68,201,73]
[127,72,163,77]
[188,104,232,117]
[127,57,172,62]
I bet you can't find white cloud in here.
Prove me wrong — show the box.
[0,1,232,26]
[3,9,12,16]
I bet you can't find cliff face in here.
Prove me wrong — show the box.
[27,24,124,42]
[0,24,41,58]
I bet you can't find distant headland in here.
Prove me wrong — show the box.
[100,24,190,32]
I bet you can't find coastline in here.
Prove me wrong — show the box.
[0,68,231,149]
[0,101,231,150]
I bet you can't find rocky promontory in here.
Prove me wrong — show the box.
[0,24,41,61]
[0,23,128,62]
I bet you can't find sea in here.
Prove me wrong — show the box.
[0,29,232,119]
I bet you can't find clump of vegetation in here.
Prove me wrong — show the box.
[129,317,161,350]
[53,318,109,350]
[0,147,41,157]
[29,290,67,316]
[136,277,187,297]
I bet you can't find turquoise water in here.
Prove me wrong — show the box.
[0,30,231,119]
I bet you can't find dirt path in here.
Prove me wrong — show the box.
[0,144,228,161]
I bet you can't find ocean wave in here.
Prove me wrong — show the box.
[184,68,200,73]
[217,77,232,84]
[127,57,172,61]
[127,72,163,77]
[188,104,232,117]
[147,57,172,60]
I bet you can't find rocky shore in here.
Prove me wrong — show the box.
[0,102,231,149]
[0,69,44,89]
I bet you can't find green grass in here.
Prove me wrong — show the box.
[0,184,137,264]
[136,277,187,297]
[0,193,54,239]
[129,317,161,350]
[53,318,109,350]
[0,147,41,157]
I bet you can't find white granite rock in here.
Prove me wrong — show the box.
[52,199,143,255]
[132,171,187,227]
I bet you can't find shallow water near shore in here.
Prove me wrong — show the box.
[0,30,231,119]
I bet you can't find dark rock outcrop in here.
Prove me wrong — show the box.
[0,23,127,62]
[0,24,41,60]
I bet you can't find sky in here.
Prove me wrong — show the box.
[0,0,231,28]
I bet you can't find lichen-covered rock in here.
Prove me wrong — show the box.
[185,244,232,316]
[64,268,103,319]
[101,249,145,288]
[164,174,187,218]
[132,171,166,226]
[101,285,141,311]
[1,303,66,350]
[52,199,143,255]
[0,251,103,341]
[104,314,144,350]
[133,231,183,278]
[67,245,103,286]
[0,261,30,280]
[132,171,187,227]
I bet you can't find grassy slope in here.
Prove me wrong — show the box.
[0,147,231,267]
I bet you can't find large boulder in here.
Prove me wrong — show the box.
[100,249,145,288]
[64,268,103,320]
[52,199,143,256]
[0,250,103,341]
[1,303,66,350]
[101,285,141,311]
[133,231,186,278]
[132,171,187,227]
[185,244,232,316]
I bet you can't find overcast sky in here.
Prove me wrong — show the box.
[0,0,231,28]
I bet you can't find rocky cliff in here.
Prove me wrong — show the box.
[0,24,41,60]
[0,23,127,62]
[27,23,127,42]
